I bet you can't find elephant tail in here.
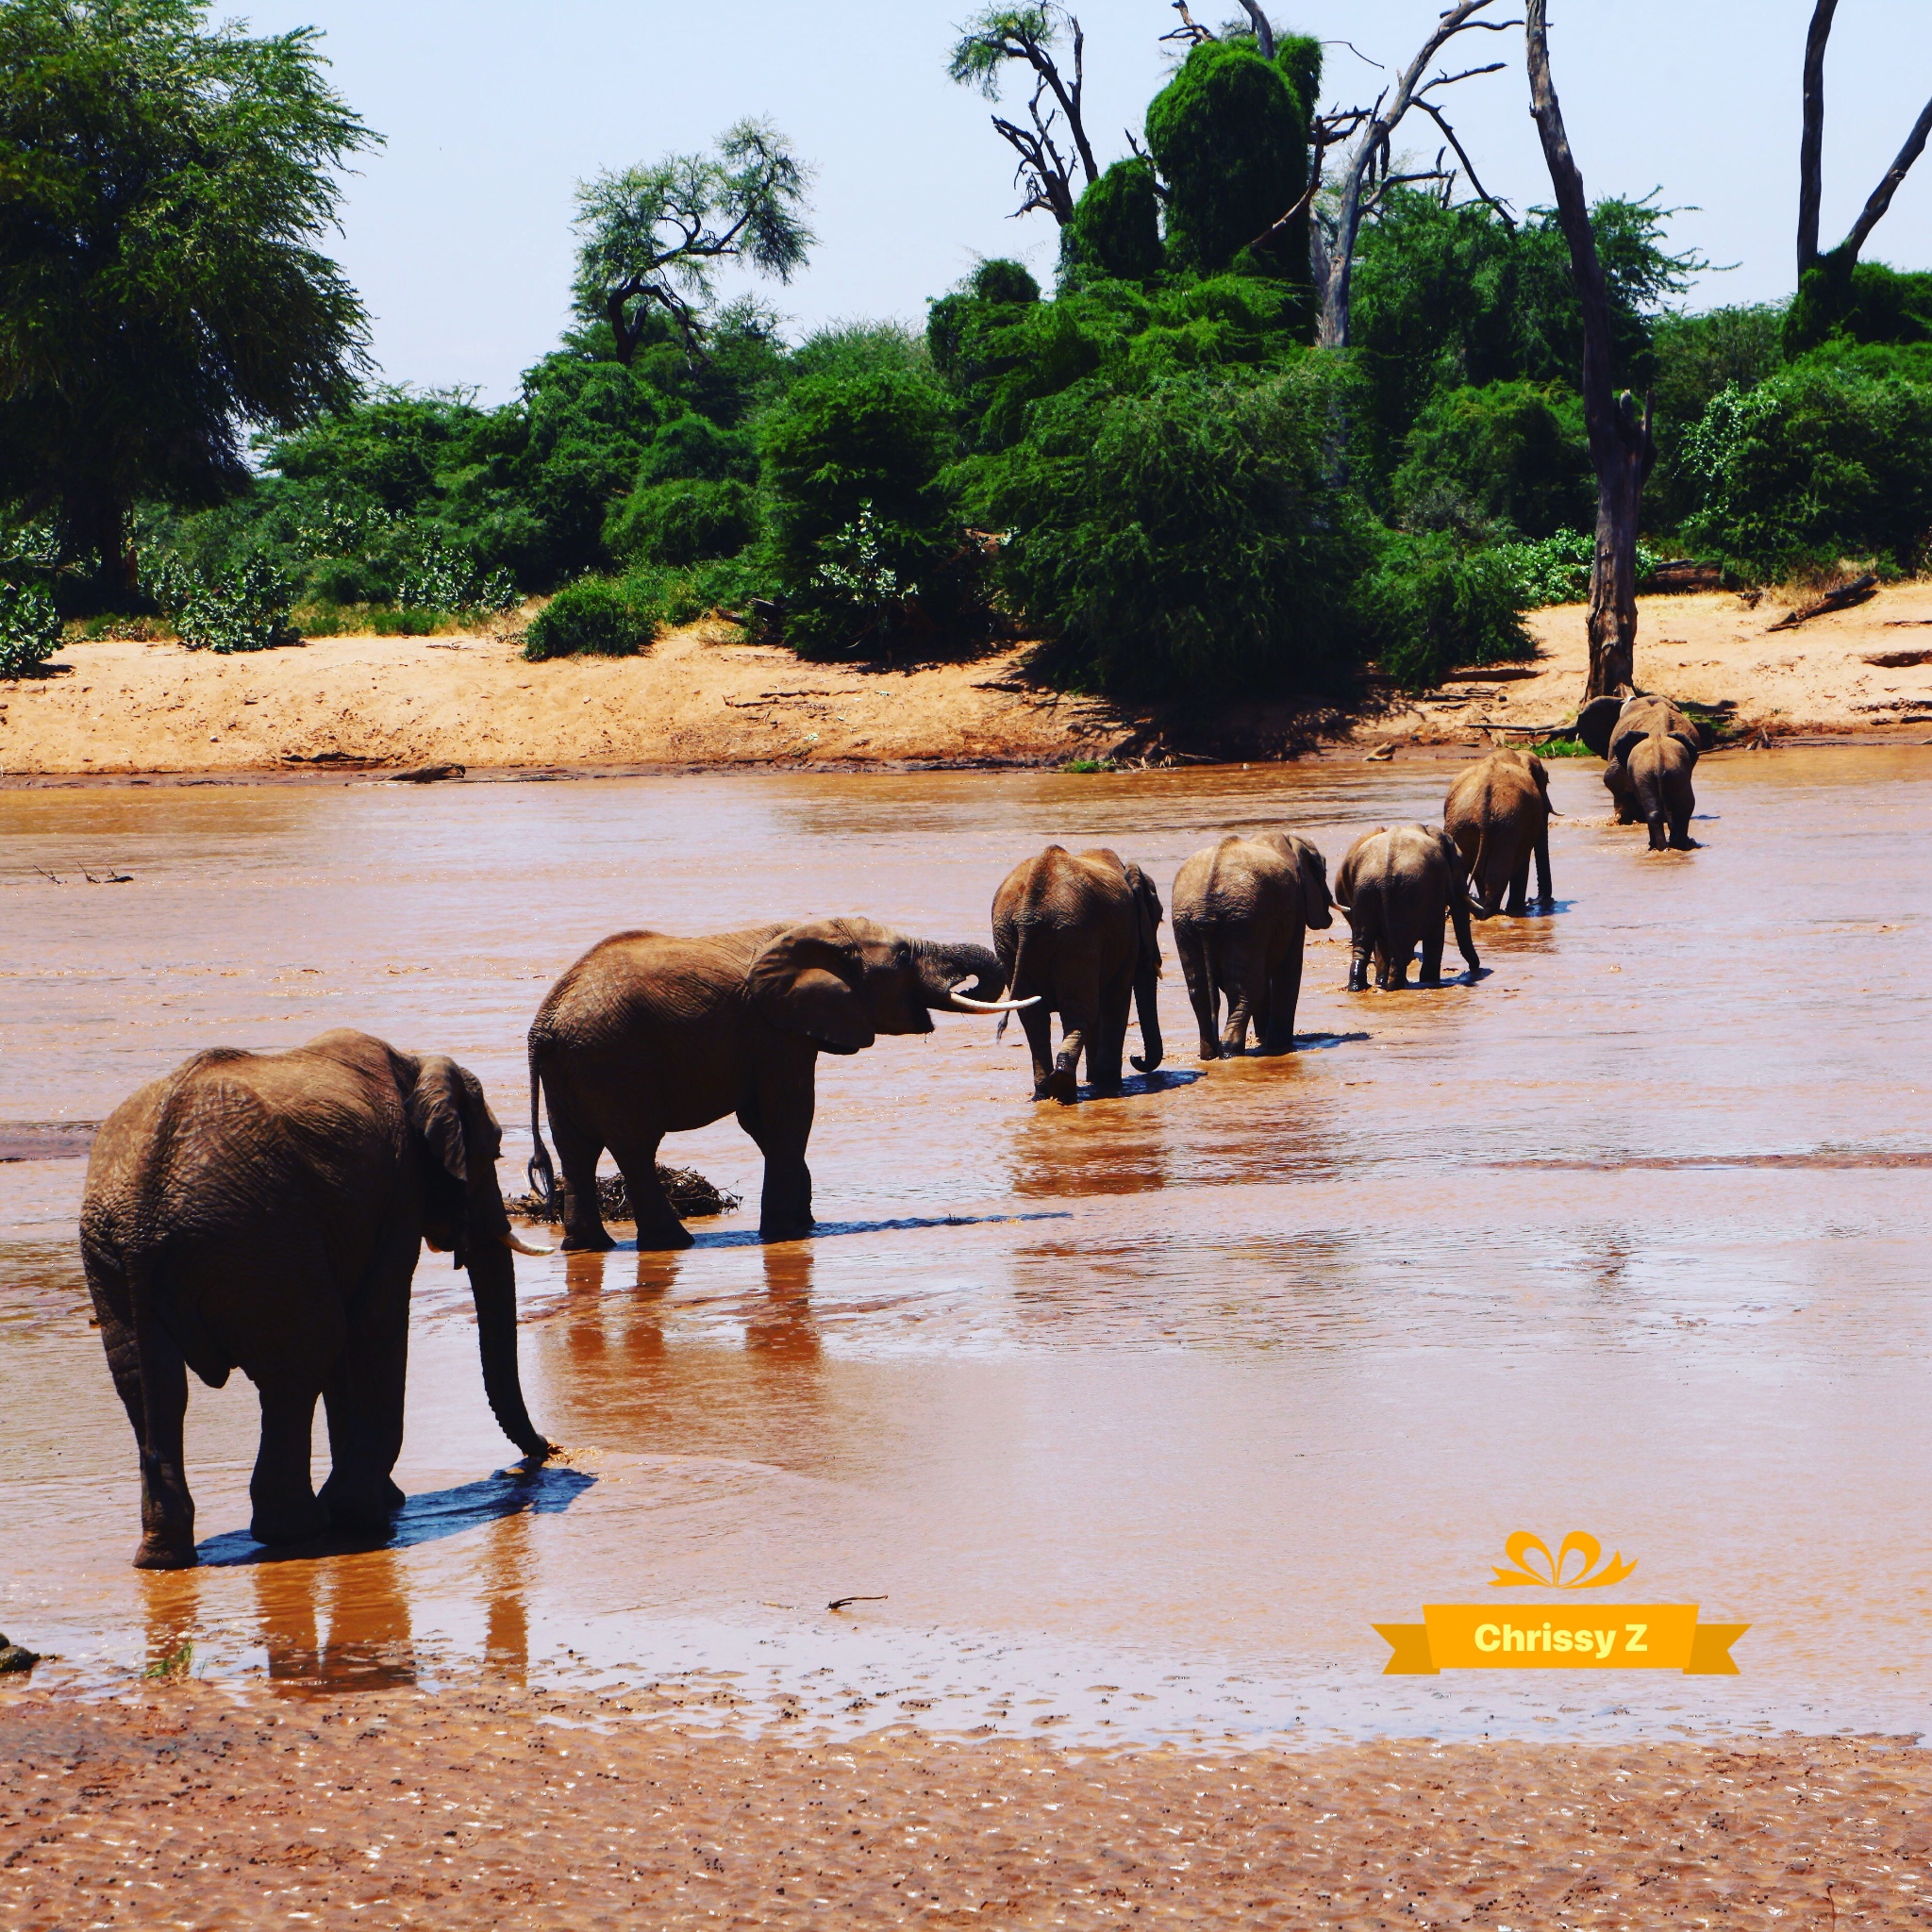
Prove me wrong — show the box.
[525,1035,558,1212]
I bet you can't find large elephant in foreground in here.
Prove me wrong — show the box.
[79,1029,553,1572]
[1333,824,1481,991]
[1444,747,1554,916]
[1577,691,1709,850]
[991,845,1164,1102]
[526,918,1024,1251]
[1172,830,1332,1058]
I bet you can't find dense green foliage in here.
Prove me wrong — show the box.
[0,0,375,593]
[1061,158,1164,285]
[521,574,658,660]
[0,577,60,676]
[1391,381,1591,541]
[1360,535,1535,689]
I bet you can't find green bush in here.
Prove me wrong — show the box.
[606,477,756,566]
[1361,535,1534,691]
[970,359,1372,698]
[0,579,61,677]
[1391,380,1592,540]
[142,551,296,654]
[521,575,658,660]
[1062,158,1164,285]
[1683,348,1932,578]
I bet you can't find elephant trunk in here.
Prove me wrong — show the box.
[1129,948,1164,1074]
[465,1237,554,1463]
[913,940,1005,1008]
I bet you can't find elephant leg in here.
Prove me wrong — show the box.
[1419,916,1445,986]
[251,1374,327,1546]
[1018,1000,1057,1102]
[1533,826,1554,907]
[1049,996,1097,1105]
[99,1291,197,1570]
[319,1226,415,1531]
[613,1125,693,1251]
[1506,844,1532,917]
[1089,969,1131,1097]
[549,1100,613,1253]
[1219,941,1261,1056]
[1346,916,1373,993]
[1175,927,1221,1060]
[1260,938,1304,1053]
[1668,775,1697,849]
[746,1073,817,1241]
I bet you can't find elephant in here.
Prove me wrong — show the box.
[78,1029,553,1572]
[1576,691,1709,850]
[991,845,1164,1103]
[525,918,1026,1252]
[1443,747,1555,916]
[1171,831,1333,1058]
[1333,824,1482,991]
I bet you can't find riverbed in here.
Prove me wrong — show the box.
[3,750,1928,1749]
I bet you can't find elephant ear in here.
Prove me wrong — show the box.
[747,923,875,1055]
[1291,838,1334,928]
[1574,695,1624,759]
[407,1056,477,1257]
[1124,861,1164,959]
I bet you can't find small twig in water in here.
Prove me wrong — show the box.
[827,1595,889,1612]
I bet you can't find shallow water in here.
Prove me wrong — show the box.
[3,750,1929,1744]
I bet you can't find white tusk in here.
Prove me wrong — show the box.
[949,991,1041,1013]
[502,1231,554,1257]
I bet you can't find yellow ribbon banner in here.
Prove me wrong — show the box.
[1374,1605,1748,1675]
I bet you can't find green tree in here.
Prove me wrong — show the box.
[0,0,376,594]
[572,121,813,365]
[1062,158,1164,284]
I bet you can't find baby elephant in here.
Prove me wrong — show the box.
[1577,691,1709,851]
[1172,830,1332,1057]
[1334,824,1481,991]
[1443,747,1554,916]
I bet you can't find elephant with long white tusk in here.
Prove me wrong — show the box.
[526,919,1015,1252]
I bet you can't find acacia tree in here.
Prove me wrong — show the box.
[572,120,813,364]
[947,5,1097,223]
[0,0,377,594]
[1791,0,1932,347]
[1524,0,1655,699]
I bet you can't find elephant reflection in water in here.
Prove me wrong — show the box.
[483,1508,533,1685]
[251,1548,416,1691]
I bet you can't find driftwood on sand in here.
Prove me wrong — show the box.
[1767,573,1879,632]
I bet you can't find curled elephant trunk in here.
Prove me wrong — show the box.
[912,940,1006,1009]
[465,1238,555,1463]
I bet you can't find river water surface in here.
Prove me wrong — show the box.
[2,751,1928,1746]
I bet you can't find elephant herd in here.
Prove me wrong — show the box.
[76,689,1706,1568]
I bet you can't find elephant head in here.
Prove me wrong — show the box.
[406,1056,553,1463]
[1124,862,1166,1074]
[746,919,1028,1057]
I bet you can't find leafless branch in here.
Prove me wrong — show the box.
[1233,0,1275,59]
[1842,93,1932,259]
[1410,96,1516,228]
[1161,1,1214,47]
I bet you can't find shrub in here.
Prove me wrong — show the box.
[521,575,658,660]
[1490,529,1664,608]
[0,579,61,677]
[142,552,296,653]
[1391,380,1592,540]
[1361,535,1534,690]
[393,537,518,615]
[971,359,1373,698]
[1062,158,1164,285]
[1682,350,1932,578]
[606,477,756,565]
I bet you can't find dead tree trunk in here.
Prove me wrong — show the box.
[1524,0,1656,700]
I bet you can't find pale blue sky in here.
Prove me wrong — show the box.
[238,0,1932,401]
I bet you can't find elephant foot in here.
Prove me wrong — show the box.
[249,1495,328,1547]
[758,1217,815,1244]
[133,1534,198,1571]
[1091,1079,1124,1099]
[634,1220,695,1252]
[559,1225,615,1253]
[318,1474,406,1533]
[1045,1067,1079,1105]
[1196,1042,1221,1061]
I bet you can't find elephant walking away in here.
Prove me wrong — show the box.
[991,845,1164,1103]
[79,1029,554,1571]
[1172,831,1332,1058]
[526,919,1026,1252]
[1333,824,1481,991]
[1444,747,1554,916]
[1576,691,1708,851]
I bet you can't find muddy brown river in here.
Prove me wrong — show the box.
[3,750,1928,1747]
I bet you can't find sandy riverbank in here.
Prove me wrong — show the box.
[4,581,1931,780]
[2,1683,1924,1927]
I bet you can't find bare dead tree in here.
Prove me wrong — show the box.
[1796,0,1932,283]
[1299,1,1520,349]
[1524,0,1656,701]
[1162,1,1276,57]
[949,6,1098,225]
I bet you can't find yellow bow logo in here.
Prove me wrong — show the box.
[1489,1530,1637,1591]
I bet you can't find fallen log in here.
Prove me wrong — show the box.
[1767,572,1878,631]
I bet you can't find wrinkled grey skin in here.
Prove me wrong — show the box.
[991,845,1164,1103]
[527,919,1002,1251]
[1577,692,1707,851]
[1444,747,1554,916]
[1333,824,1482,991]
[79,1029,551,1572]
[1172,831,1333,1058]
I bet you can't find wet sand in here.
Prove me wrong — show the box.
[4,1681,1928,1927]
[4,751,1932,1918]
